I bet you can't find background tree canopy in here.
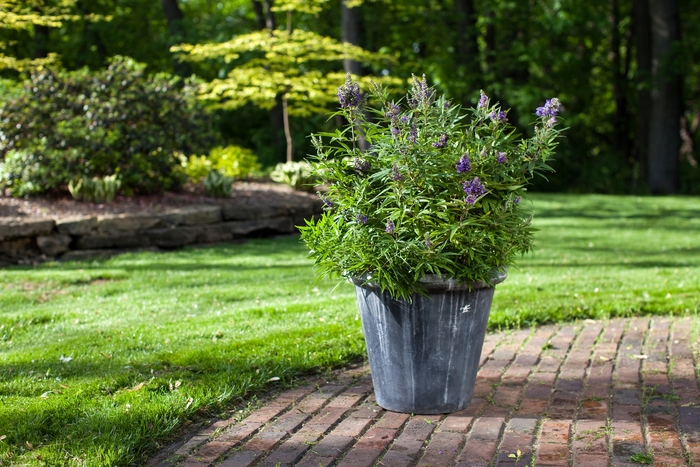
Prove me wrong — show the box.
[1,0,698,194]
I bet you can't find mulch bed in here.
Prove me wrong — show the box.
[0,182,318,219]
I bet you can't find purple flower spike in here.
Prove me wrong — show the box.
[497,152,507,164]
[391,127,401,137]
[391,163,403,181]
[408,125,418,144]
[489,110,507,123]
[409,74,435,109]
[478,90,488,109]
[463,177,486,204]
[337,74,362,109]
[514,196,521,204]
[432,134,448,148]
[456,153,471,173]
[356,213,368,224]
[354,158,371,174]
[444,101,450,110]
[536,98,561,118]
[385,220,395,233]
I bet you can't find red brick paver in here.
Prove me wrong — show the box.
[149,318,700,467]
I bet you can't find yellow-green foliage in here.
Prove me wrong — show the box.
[172,17,401,117]
[270,161,316,192]
[68,174,121,203]
[209,145,261,179]
[0,0,104,70]
[181,154,212,183]
[181,146,261,183]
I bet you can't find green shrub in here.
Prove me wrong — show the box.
[181,154,213,184]
[270,161,317,192]
[203,170,233,198]
[181,146,261,184]
[210,145,262,179]
[0,56,219,196]
[68,174,121,203]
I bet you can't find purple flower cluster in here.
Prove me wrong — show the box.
[385,220,395,233]
[408,75,435,109]
[354,158,371,174]
[514,196,521,204]
[462,177,486,204]
[337,75,362,109]
[385,103,400,120]
[536,98,561,117]
[432,134,448,148]
[497,152,507,164]
[489,110,507,123]
[478,90,488,109]
[444,101,450,110]
[356,213,368,224]
[391,163,403,181]
[321,196,334,209]
[456,153,471,173]
[408,125,418,144]
[391,126,401,137]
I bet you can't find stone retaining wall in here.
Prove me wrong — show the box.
[0,198,322,266]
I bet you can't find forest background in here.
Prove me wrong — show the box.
[1,0,698,195]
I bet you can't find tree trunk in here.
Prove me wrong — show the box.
[263,0,276,30]
[341,0,362,76]
[611,0,631,165]
[454,0,476,59]
[161,0,192,76]
[33,24,50,59]
[341,0,368,151]
[633,0,652,187]
[648,0,682,194]
[254,0,285,162]
[282,95,293,162]
[251,0,266,30]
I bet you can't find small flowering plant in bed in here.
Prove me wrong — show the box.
[299,75,563,300]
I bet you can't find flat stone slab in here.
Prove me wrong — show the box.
[55,216,98,235]
[0,217,55,240]
[147,317,700,467]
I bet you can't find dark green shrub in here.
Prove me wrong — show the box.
[0,56,219,196]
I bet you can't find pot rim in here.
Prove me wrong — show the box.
[348,268,507,292]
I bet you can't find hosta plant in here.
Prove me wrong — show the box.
[299,75,563,300]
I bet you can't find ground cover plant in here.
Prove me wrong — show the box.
[0,194,698,466]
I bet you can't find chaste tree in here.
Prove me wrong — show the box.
[171,0,399,163]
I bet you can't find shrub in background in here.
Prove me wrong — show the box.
[181,145,262,184]
[181,154,213,184]
[209,146,261,179]
[270,161,317,192]
[0,56,219,196]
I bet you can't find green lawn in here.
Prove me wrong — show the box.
[0,193,699,466]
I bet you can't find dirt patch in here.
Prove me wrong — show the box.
[0,182,317,219]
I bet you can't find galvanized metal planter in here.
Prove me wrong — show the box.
[351,271,506,414]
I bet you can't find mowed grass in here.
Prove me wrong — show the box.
[0,193,699,466]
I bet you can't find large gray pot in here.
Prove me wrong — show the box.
[351,272,506,414]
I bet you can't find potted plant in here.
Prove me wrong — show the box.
[299,75,562,414]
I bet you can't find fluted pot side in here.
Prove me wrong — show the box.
[354,282,497,414]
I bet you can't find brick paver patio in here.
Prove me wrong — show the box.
[149,317,699,467]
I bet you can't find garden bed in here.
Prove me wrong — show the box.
[0,182,322,265]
